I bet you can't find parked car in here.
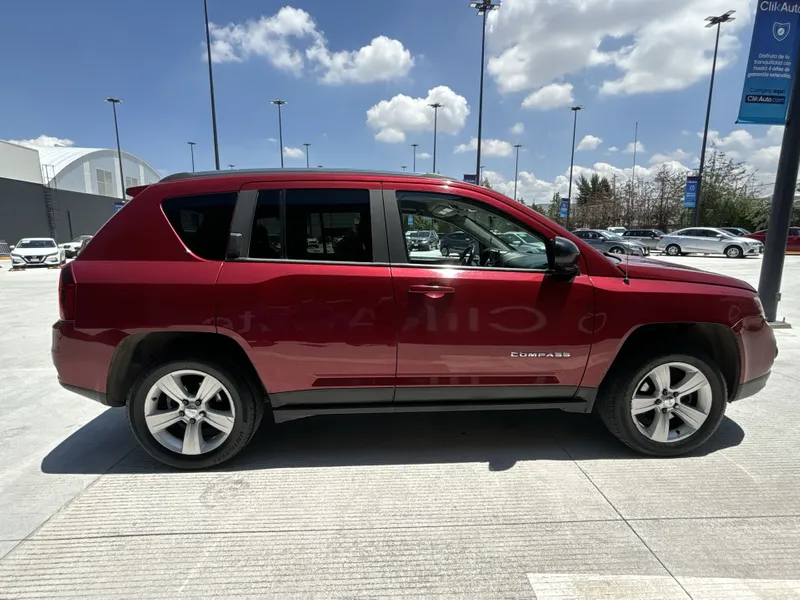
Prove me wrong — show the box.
[746,227,800,254]
[607,226,627,234]
[53,169,775,469]
[719,227,751,237]
[59,235,93,259]
[572,229,649,256]
[657,227,762,258]
[622,228,666,250]
[439,231,475,256]
[77,236,92,256]
[497,231,547,254]
[406,230,439,251]
[10,238,65,268]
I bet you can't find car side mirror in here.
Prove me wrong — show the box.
[551,236,580,279]
[9,245,14,251]
[716,234,724,239]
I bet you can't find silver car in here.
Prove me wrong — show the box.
[657,227,762,258]
[572,229,649,256]
[622,228,666,250]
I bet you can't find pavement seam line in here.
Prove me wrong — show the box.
[0,439,139,563]
[552,436,695,600]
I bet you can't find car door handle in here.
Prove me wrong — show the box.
[409,285,455,299]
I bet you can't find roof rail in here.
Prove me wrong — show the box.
[159,168,456,184]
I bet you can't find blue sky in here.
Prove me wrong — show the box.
[0,0,782,203]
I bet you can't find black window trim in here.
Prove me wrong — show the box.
[382,188,554,274]
[227,186,389,266]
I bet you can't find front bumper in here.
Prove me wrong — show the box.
[732,315,777,401]
[11,254,61,267]
[733,372,771,401]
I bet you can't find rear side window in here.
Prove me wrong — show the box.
[162,193,237,260]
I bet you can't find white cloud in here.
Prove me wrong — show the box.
[267,137,278,143]
[577,135,602,151]
[482,169,563,206]
[454,137,514,157]
[510,122,525,136]
[608,146,619,152]
[649,148,693,164]
[624,141,646,154]
[366,86,470,143]
[208,6,413,84]
[521,82,574,110]
[486,0,750,98]
[418,152,432,159]
[6,135,75,148]
[284,146,306,159]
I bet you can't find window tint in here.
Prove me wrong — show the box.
[163,192,237,261]
[250,190,281,259]
[791,228,800,236]
[680,229,697,237]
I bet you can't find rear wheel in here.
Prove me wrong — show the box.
[596,352,727,456]
[127,358,263,469]
[725,245,743,259]
[441,246,450,256]
[608,246,625,254]
[665,244,681,256]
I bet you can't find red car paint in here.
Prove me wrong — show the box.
[53,171,775,418]
[747,228,800,253]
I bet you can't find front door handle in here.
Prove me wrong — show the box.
[409,284,455,299]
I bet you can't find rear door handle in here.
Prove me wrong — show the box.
[409,284,455,299]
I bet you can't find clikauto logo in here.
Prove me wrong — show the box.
[774,21,791,41]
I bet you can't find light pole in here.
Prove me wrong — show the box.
[411,143,418,172]
[303,142,311,168]
[695,9,735,226]
[469,0,501,183]
[429,102,443,173]
[513,144,522,201]
[203,0,220,170]
[480,165,485,183]
[187,141,196,172]
[401,165,408,172]
[105,97,125,199]
[271,99,286,167]
[228,164,235,170]
[566,105,583,229]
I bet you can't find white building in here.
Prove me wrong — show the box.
[0,141,160,197]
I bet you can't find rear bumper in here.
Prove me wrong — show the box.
[52,320,117,403]
[59,382,110,405]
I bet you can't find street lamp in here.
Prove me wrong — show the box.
[695,9,735,226]
[411,143,419,172]
[317,164,324,168]
[303,142,311,168]
[203,0,220,170]
[401,165,408,172]
[271,99,287,168]
[469,0,501,182]
[429,102,443,173]
[566,105,584,229]
[513,144,522,201]
[187,141,196,172]
[104,97,126,200]
[229,164,235,170]
[480,165,486,184]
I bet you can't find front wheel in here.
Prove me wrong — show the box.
[596,352,727,456]
[127,358,263,469]
[608,246,625,255]
[665,244,681,256]
[441,246,450,257]
[725,245,743,259]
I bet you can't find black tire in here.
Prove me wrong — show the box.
[596,352,727,457]
[441,246,450,256]
[665,244,681,256]
[725,245,743,259]
[608,246,625,254]
[127,358,263,469]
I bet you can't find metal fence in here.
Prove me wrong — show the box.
[0,239,10,258]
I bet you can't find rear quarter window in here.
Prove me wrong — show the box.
[162,192,237,260]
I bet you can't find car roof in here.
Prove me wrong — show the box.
[159,168,455,184]
[19,237,55,242]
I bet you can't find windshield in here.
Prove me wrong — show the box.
[17,240,55,249]
[409,231,431,238]
[599,231,623,240]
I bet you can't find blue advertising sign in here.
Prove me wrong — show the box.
[683,176,700,208]
[559,199,569,219]
[407,215,413,227]
[114,201,125,213]
[738,1,800,125]
[463,174,478,184]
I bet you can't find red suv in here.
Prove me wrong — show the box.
[52,170,777,468]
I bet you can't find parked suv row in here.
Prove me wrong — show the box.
[53,170,776,469]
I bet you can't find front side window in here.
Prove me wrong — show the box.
[249,188,373,263]
[396,191,548,271]
[162,193,237,260]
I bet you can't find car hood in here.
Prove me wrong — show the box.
[609,255,755,291]
[12,247,59,256]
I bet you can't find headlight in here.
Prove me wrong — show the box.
[754,296,767,319]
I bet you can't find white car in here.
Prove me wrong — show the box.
[10,238,66,268]
[59,235,93,258]
[607,226,627,234]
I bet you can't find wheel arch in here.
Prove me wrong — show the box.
[600,322,740,402]
[106,331,268,407]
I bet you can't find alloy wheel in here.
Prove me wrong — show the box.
[144,369,236,455]
[630,362,712,443]
[609,246,625,254]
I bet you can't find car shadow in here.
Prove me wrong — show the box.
[41,407,746,475]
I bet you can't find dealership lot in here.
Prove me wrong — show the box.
[0,257,799,598]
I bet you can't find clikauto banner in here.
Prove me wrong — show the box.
[738,1,800,125]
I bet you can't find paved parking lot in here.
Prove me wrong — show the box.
[0,256,799,599]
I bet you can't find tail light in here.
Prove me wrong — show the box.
[59,263,76,321]
[658,236,663,240]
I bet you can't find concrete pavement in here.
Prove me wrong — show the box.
[0,257,798,598]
